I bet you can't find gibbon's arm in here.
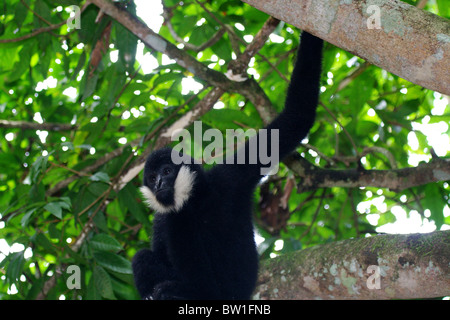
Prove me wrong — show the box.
[219,32,323,188]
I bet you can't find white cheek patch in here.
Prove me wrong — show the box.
[140,166,196,214]
[139,185,171,214]
[173,166,196,210]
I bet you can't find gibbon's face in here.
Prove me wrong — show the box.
[140,149,196,213]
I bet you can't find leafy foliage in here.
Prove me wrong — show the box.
[0,0,449,300]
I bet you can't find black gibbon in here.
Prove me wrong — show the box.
[132,31,324,300]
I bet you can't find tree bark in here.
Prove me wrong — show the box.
[285,153,450,193]
[255,230,450,299]
[241,0,450,95]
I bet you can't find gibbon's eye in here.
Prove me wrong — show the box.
[163,168,171,175]
[149,175,156,183]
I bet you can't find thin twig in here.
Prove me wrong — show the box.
[20,0,52,26]
[299,189,326,240]
[0,120,77,131]
[319,101,359,156]
[361,146,397,169]
[0,3,90,43]
[163,0,226,52]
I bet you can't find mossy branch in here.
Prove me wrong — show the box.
[255,230,450,299]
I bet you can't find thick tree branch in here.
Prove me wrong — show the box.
[332,0,429,93]
[0,23,65,43]
[241,0,450,95]
[256,230,450,299]
[285,153,450,192]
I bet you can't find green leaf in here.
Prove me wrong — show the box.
[25,277,45,300]
[202,109,262,131]
[44,202,62,219]
[21,208,37,228]
[6,251,25,284]
[165,0,181,6]
[92,210,109,233]
[93,251,132,274]
[211,37,232,61]
[14,1,28,28]
[436,0,449,17]
[110,277,138,300]
[356,120,379,137]
[93,266,116,300]
[427,114,450,124]
[34,0,52,24]
[90,234,123,252]
[81,73,99,101]
[152,72,182,87]
[59,197,72,209]
[422,184,445,229]
[39,47,52,78]
[7,40,35,82]
[114,18,137,73]
[88,182,110,197]
[33,232,57,255]
[71,51,86,81]
[30,155,49,184]
[118,183,151,230]
[189,24,215,46]
[86,273,102,300]
[29,182,45,203]
[90,172,111,183]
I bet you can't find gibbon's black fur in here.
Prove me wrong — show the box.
[132,32,323,300]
